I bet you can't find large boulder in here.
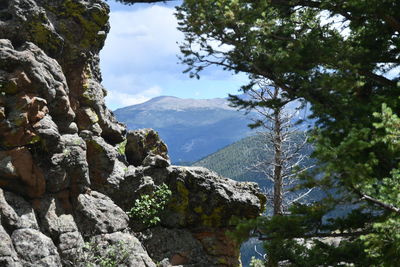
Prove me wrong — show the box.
[35,194,84,266]
[0,40,75,136]
[125,129,169,166]
[163,166,265,228]
[143,227,244,266]
[85,135,127,197]
[0,148,46,198]
[141,227,213,266]
[11,228,61,266]
[88,232,157,267]
[0,224,21,267]
[0,189,39,231]
[75,191,129,236]
[139,167,265,266]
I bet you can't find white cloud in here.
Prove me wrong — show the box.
[101,5,183,73]
[145,85,163,96]
[100,2,247,110]
[106,85,162,107]
[100,5,183,110]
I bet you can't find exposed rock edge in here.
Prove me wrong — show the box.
[0,1,265,266]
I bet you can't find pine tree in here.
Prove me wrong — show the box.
[177,0,400,264]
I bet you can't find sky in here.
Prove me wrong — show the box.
[100,0,248,110]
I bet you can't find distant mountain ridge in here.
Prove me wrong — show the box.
[114,96,255,163]
[127,96,234,111]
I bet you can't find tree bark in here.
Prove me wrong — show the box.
[272,90,284,216]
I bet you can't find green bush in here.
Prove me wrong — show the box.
[116,140,127,155]
[249,257,265,267]
[74,241,130,267]
[127,183,172,226]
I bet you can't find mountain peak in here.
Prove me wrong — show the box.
[115,95,234,112]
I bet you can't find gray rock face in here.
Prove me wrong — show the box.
[89,232,157,267]
[85,135,126,197]
[0,0,264,266]
[0,225,21,267]
[58,231,85,266]
[141,227,212,266]
[76,191,129,236]
[163,166,264,228]
[126,129,169,166]
[0,189,39,231]
[12,228,61,266]
[0,40,75,131]
[143,154,171,168]
[46,134,90,194]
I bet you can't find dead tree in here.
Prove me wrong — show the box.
[242,80,313,216]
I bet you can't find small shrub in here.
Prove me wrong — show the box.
[250,256,265,267]
[117,140,127,155]
[74,241,130,267]
[127,183,172,226]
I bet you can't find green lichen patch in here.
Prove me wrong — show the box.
[28,135,41,145]
[61,0,109,50]
[26,12,64,57]
[86,139,104,152]
[194,206,203,214]
[1,80,18,95]
[167,180,190,225]
[175,180,190,212]
[200,206,223,227]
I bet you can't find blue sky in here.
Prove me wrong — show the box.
[100,0,248,110]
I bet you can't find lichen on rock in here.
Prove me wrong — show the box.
[0,0,265,266]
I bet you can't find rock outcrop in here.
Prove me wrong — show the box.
[0,0,265,266]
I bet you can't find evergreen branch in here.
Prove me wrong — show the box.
[383,15,400,33]
[352,187,400,214]
[359,70,398,87]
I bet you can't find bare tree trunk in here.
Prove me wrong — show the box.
[273,99,283,216]
[236,82,313,266]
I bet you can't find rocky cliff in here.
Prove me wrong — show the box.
[0,1,264,266]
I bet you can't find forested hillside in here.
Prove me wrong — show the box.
[193,133,312,187]
[193,135,268,183]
